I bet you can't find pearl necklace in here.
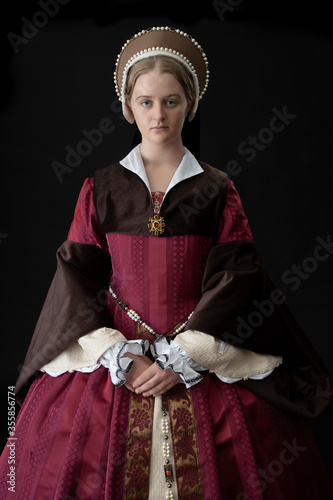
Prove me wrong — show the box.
[108,285,194,339]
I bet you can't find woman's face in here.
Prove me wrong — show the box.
[128,69,191,148]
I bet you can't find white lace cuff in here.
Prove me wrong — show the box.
[174,329,282,381]
[175,342,275,383]
[43,339,150,387]
[150,335,278,387]
[150,336,204,389]
[100,339,150,387]
[41,327,127,375]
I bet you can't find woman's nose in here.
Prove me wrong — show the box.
[153,103,166,121]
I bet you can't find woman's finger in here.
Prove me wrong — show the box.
[134,365,182,396]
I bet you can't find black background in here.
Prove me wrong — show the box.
[1,0,333,479]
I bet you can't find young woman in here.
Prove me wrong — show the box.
[1,26,333,500]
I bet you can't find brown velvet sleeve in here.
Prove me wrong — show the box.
[15,241,113,405]
[186,240,332,417]
[186,241,275,350]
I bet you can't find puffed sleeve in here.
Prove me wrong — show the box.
[67,177,109,251]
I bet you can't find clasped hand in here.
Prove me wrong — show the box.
[121,353,182,397]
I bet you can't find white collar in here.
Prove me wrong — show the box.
[119,143,203,197]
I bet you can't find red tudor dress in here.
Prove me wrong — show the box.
[1,159,333,499]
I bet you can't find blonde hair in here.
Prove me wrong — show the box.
[124,55,196,107]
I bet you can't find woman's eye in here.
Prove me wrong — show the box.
[140,100,177,107]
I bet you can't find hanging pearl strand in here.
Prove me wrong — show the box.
[108,285,194,339]
[162,395,174,498]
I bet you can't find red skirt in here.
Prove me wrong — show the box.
[0,367,332,499]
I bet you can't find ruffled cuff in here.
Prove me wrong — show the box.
[173,340,275,383]
[175,329,282,382]
[100,339,150,387]
[41,327,128,376]
[150,336,204,389]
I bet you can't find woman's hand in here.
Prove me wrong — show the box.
[132,362,182,397]
[121,353,153,392]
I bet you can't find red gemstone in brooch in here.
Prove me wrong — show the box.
[148,214,165,235]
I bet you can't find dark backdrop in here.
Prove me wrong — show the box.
[1,0,333,478]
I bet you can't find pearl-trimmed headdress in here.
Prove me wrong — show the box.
[114,26,209,122]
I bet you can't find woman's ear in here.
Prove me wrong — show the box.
[186,101,193,122]
[187,97,198,122]
[187,101,195,122]
[122,100,135,124]
[186,100,192,116]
